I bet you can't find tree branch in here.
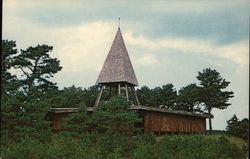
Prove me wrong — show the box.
[19,66,30,78]
[33,55,43,74]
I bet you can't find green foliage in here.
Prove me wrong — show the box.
[161,84,177,109]
[47,85,101,108]
[136,86,152,106]
[130,134,247,159]
[1,40,20,95]
[90,95,141,134]
[176,83,203,112]
[2,125,248,159]
[215,136,246,159]
[61,104,88,136]
[83,85,100,106]
[137,84,177,109]
[196,68,234,112]
[12,44,62,91]
[226,114,249,140]
[1,40,61,142]
[130,133,158,159]
[1,87,53,142]
[51,85,87,108]
[197,68,234,130]
[2,40,242,158]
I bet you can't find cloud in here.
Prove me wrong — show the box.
[217,41,249,67]
[3,15,117,72]
[137,54,158,66]
[51,21,117,72]
[149,0,248,14]
[124,31,249,67]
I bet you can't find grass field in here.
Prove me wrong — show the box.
[207,134,248,149]
[156,133,248,149]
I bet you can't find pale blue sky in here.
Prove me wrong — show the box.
[3,0,249,130]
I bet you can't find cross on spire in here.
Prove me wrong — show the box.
[94,25,140,107]
[118,17,120,28]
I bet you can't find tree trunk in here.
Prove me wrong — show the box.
[208,108,212,132]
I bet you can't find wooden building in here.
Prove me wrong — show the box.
[131,106,213,134]
[94,26,140,106]
[46,106,213,133]
[46,24,213,133]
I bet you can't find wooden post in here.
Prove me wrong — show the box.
[125,84,129,101]
[144,113,149,134]
[132,86,140,105]
[94,85,104,107]
[118,83,121,95]
[130,86,135,105]
[115,86,118,95]
[109,86,112,98]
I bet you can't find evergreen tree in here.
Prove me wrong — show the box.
[83,85,100,107]
[90,95,141,134]
[1,40,20,95]
[197,68,234,131]
[151,86,163,107]
[1,40,62,141]
[62,104,89,136]
[226,114,249,140]
[12,44,62,92]
[177,83,202,112]
[137,86,152,106]
[137,84,177,109]
[226,114,239,136]
[161,84,177,109]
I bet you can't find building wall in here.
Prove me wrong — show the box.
[47,110,206,133]
[143,111,206,134]
[52,113,69,130]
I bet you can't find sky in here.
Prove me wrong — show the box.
[2,0,249,130]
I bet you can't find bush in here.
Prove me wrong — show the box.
[1,133,247,159]
[226,114,249,141]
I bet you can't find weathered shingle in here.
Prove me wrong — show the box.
[96,27,138,86]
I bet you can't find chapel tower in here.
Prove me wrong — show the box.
[94,26,140,106]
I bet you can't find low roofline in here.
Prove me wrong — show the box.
[48,106,213,118]
[129,105,213,118]
[48,107,94,113]
[96,81,138,86]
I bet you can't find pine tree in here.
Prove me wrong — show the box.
[161,84,177,109]
[226,114,239,136]
[1,40,63,141]
[12,44,62,92]
[177,83,202,112]
[137,86,152,106]
[197,68,234,131]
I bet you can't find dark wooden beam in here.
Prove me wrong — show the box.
[132,86,140,105]
[118,83,121,95]
[94,85,104,107]
[125,84,129,101]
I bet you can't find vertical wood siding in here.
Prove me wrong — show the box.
[143,111,206,133]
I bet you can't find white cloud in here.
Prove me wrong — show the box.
[137,54,158,66]
[3,16,117,72]
[217,41,249,67]
[124,31,249,67]
[149,0,248,14]
[51,21,117,72]
[3,0,80,10]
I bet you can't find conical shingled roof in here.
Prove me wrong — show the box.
[96,27,138,86]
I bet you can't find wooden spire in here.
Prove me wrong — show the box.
[94,25,140,107]
[96,27,138,86]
